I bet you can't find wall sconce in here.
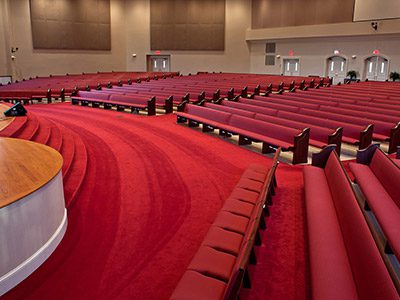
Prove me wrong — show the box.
[276,54,281,59]
[351,55,357,59]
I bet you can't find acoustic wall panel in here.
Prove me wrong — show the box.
[354,0,400,21]
[150,0,225,51]
[30,0,111,50]
[252,0,354,29]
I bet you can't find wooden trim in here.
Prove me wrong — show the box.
[292,128,310,164]
[388,122,400,154]
[328,127,343,156]
[359,124,374,150]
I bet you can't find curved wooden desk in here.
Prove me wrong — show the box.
[0,138,67,296]
[0,104,15,131]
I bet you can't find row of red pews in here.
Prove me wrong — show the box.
[170,150,280,300]
[176,102,309,164]
[304,145,399,299]
[274,81,400,153]
[67,73,329,115]
[350,145,400,264]
[0,71,179,104]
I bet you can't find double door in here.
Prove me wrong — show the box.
[327,56,347,84]
[147,55,170,72]
[365,56,388,81]
[283,59,300,76]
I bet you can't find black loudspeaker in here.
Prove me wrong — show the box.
[4,102,27,117]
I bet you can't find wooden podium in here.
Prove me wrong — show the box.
[0,137,67,296]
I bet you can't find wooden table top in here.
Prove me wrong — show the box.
[0,103,15,131]
[0,138,63,208]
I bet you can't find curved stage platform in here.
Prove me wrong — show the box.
[0,137,67,296]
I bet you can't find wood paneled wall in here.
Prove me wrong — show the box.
[150,0,225,50]
[252,0,355,29]
[30,0,111,50]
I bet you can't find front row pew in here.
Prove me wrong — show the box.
[349,144,400,269]
[71,91,157,115]
[170,150,280,300]
[176,102,309,164]
[303,146,399,300]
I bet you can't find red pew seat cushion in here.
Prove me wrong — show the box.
[213,211,249,235]
[369,150,400,207]
[202,226,244,256]
[303,166,358,300]
[221,198,254,219]
[230,187,260,204]
[349,162,400,259]
[188,246,236,282]
[170,270,226,300]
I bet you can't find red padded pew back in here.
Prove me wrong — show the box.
[370,150,400,208]
[324,153,398,300]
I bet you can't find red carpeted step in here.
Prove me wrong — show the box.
[31,116,52,145]
[0,115,28,138]
[57,123,76,178]
[45,120,63,152]
[13,112,40,141]
[62,133,88,207]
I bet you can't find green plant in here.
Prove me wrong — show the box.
[347,70,358,79]
[389,71,400,82]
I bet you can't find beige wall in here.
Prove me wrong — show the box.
[0,0,12,76]
[250,34,400,80]
[2,0,127,80]
[126,0,252,74]
[3,0,400,79]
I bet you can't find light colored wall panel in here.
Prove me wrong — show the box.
[0,1,12,77]
[252,0,354,29]
[250,34,400,79]
[126,0,252,74]
[354,0,400,21]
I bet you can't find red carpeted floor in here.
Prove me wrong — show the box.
[2,103,307,300]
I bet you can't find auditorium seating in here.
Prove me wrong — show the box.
[257,86,399,153]
[303,146,399,300]
[349,144,400,261]
[176,102,309,164]
[0,71,178,103]
[170,150,280,300]
[71,91,157,116]
[202,101,343,154]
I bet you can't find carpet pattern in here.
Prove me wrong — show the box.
[1,103,307,300]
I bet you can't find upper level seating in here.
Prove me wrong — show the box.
[303,146,399,300]
[170,150,280,300]
[176,102,309,164]
[349,144,400,261]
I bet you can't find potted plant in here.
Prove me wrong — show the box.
[347,70,358,80]
[389,71,400,82]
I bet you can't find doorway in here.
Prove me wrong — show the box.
[282,58,300,76]
[326,56,347,84]
[364,55,389,81]
[147,55,171,72]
